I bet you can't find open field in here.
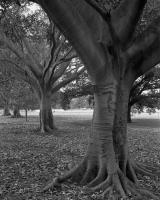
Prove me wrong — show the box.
[0,111,160,199]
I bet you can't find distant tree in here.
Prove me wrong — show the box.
[128,67,160,122]
[0,4,85,133]
[10,79,38,119]
[60,71,92,109]
[70,96,91,109]
[10,80,39,118]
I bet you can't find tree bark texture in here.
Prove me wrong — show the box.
[39,93,56,133]
[34,0,160,199]
[113,82,130,174]
[3,105,11,116]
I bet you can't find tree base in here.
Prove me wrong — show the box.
[40,126,58,134]
[43,157,159,200]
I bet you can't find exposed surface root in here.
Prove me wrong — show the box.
[126,160,138,184]
[43,158,159,199]
[43,158,87,192]
[86,163,106,187]
[127,180,159,200]
[80,160,98,185]
[134,162,160,178]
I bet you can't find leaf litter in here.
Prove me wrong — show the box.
[0,115,160,199]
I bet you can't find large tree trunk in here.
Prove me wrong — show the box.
[113,82,129,173]
[112,81,138,183]
[3,105,11,116]
[38,1,159,198]
[44,80,131,198]
[45,78,158,199]
[39,93,56,133]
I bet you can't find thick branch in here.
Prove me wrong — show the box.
[53,36,66,62]
[131,77,148,95]
[35,0,106,79]
[43,38,75,85]
[130,93,160,106]
[49,62,70,86]
[111,0,147,44]
[43,23,56,80]
[46,47,76,86]
[51,67,85,93]
[127,17,160,77]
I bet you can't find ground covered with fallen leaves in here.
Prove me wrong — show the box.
[0,113,160,200]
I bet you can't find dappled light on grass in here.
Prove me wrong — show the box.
[0,115,160,199]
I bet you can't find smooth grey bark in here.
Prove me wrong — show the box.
[31,0,160,199]
[39,92,56,133]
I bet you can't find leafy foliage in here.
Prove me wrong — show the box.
[0,67,38,112]
[10,79,39,110]
[129,67,160,115]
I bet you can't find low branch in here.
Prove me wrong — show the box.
[130,93,160,106]
[50,58,82,85]
[47,52,77,85]
[49,62,70,86]
[111,0,147,44]
[51,67,85,93]
[131,77,147,95]
[127,17,160,77]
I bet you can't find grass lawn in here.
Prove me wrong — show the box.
[0,112,160,200]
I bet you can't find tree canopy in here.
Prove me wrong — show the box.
[0,2,85,132]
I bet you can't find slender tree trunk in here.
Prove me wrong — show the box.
[39,93,56,133]
[25,109,28,122]
[127,103,132,123]
[3,105,11,116]
[12,106,21,118]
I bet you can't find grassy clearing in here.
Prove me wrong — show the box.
[0,114,160,200]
